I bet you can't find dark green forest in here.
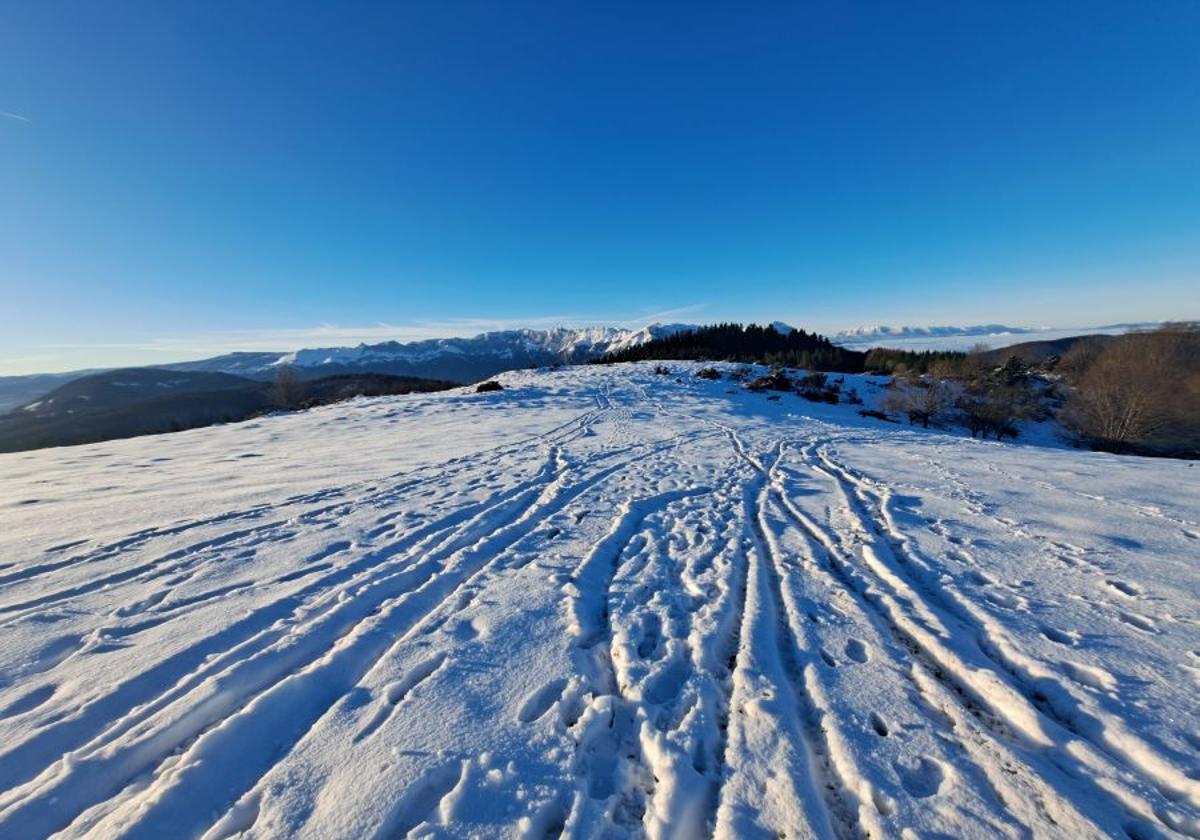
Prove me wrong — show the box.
[596,323,964,374]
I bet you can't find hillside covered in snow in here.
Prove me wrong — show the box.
[1,362,1198,839]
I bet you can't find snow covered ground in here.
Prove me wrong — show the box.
[1,361,1198,840]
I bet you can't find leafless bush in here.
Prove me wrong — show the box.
[956,381,1027,440]
[1064,324,1200,452]
[797,371,828,390]
[271,366,304,409]
[745,370,793,392]
[883,377,951,428]
[1057,336,1110,384]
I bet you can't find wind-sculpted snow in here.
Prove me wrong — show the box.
[0,363,1197,839]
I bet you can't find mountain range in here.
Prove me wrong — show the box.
[1,320,1154,415]
[0,325,695,413]
[832,324,1032,340]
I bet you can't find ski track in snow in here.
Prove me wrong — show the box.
[0,361,1197,839]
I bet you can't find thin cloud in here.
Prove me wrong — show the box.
[627,304,709,326]
[1,111,31,123]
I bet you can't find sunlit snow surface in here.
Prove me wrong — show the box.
[0,362,1197,839]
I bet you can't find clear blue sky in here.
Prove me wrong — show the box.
[2,2,1198,374]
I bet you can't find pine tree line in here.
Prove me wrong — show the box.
[595,323,968,374]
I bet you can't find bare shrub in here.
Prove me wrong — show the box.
[956,381,1027,440]
[883,377,951,428]
[271,365,304,409]
[1058,336,1110,384]
[1064,324,1200,451]
[745,370,793,392]
[798,371,828,390]
[799,388,839,404]
[929,356,968,380]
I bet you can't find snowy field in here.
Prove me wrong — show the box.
[1,362,1198,840]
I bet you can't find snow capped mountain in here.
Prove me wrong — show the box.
[168,324,698,383]
[831,322,1159,353]
[0,325,700,413]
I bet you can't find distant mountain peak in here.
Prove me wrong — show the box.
[165,324,700,385]
[834,324,1032,340]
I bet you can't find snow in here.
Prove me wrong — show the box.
[0,361,1197,839]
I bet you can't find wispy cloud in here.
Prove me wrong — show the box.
[1,111,31,123]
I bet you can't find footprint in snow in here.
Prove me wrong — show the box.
[964,569,996,586]
[447,618,479,641]
[1105,579,1141,598]
[986,588,1029,610]
[643,656,690,705]
[1119,611,1158,634]
[636,614,662,660]
[845,638,870,664]
[385,762,466,838]
[869,711,890,737]
[1040,626,1078,646]
[382,653,449,709]
[1060,660,1117,692]
[26,634,83,675]
[517,678,568,723]
[893,756,947,798]
[0,684,56,719]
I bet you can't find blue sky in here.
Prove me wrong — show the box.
[1,2,1198,374]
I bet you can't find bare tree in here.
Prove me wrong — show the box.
[271,365,304,409]
[1058,336,1110,384]
[883,376,951,428]
[956,382,1026,440]
[1064,324,1200,450]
